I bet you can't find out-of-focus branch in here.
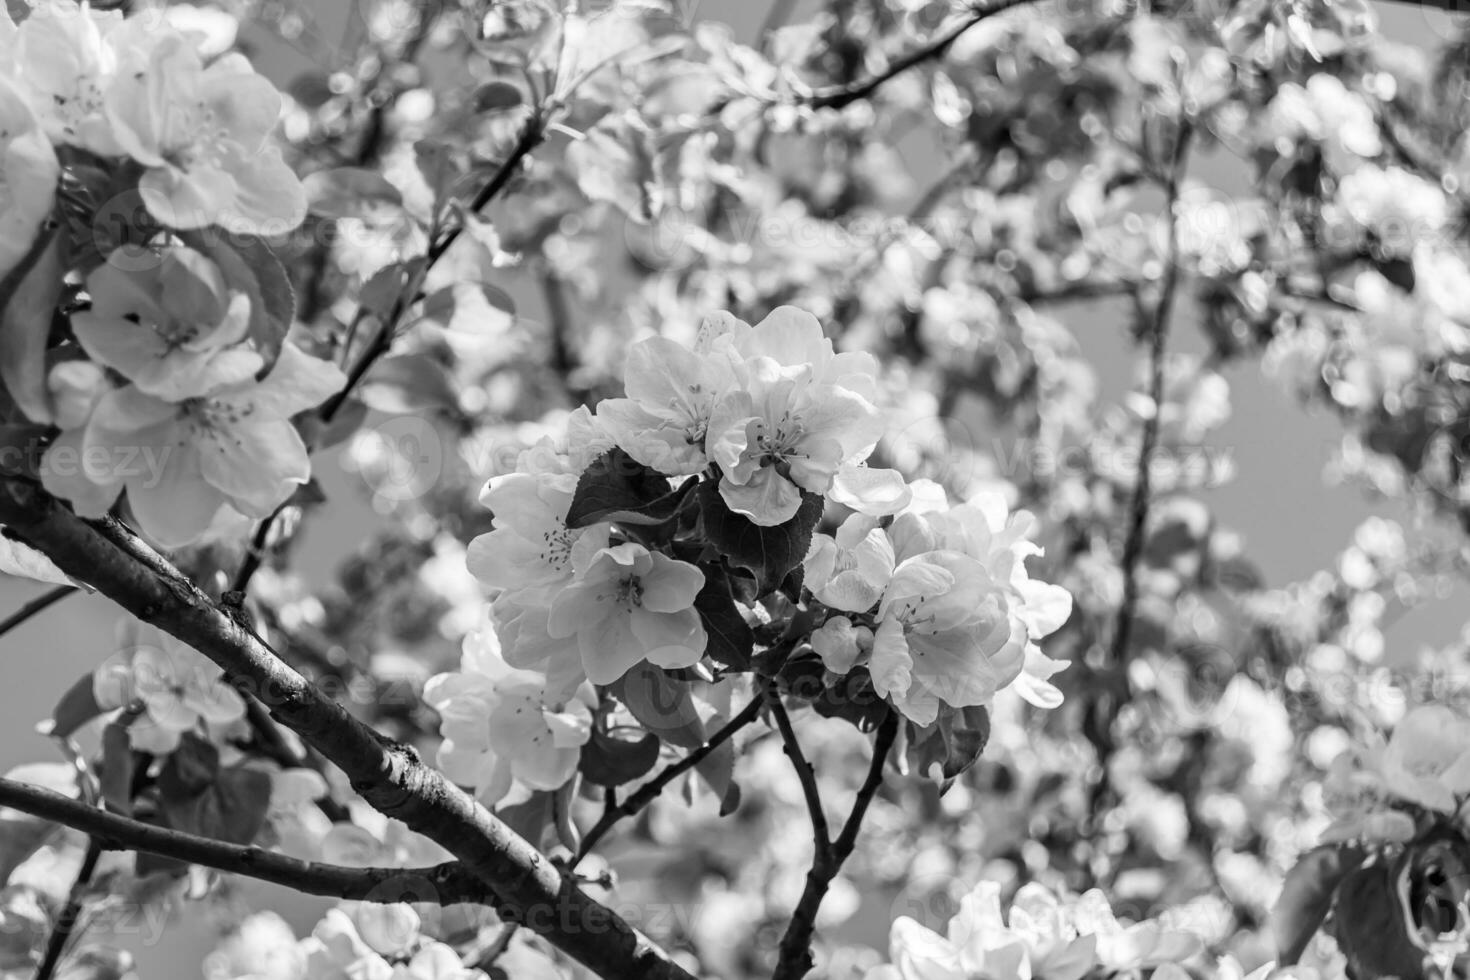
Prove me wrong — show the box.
[317,112,547,425]
[296,0,445,325]
[0,479,694,980]
[0,583,76,639]
[34,838,101,980]
[771,709,899,980]
[804,0,1037,111]
[574,696,764,864]
[1086,121,1193,812]
[0,777,498,906]
[233,113,548,598]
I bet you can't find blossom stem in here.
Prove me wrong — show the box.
[771,709,899,980]
[34,837,101,980]
[573,695,766,865]
[0,776,503,907]
[0,583,75,639]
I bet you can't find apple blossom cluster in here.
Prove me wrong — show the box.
[0,0,343,546]
[805,493,1073,726]
[0,0,305,255]
[864,880,1207,980]
[427,306,1074,806]
[206,904,567,980]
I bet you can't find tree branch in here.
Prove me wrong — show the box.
[764,686,829,853]
[0,583,76,639]
[804,0,1036,111]
[771,710,899,980]
[574,695,764,864]
[319,113,548,425]
[0,777,499,906]
[0,479,694,980]
[232,114,549,598]
[34,837,101,980]
[1085,121,1193,815]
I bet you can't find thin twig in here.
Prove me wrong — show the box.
[0,584,75,639]
[1110,121,1193,679]
[764,685,830,852]
[771,710,899,980]
[0,777,498,907]
[34,838,101,980]
[574,696,764,864]
[230,114,549,597]
[317,113,547,425]
[1086,121,1193,815]
[804,0,1035,111]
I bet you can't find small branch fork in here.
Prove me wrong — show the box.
[766,686,900,980]
[575,695,765,865]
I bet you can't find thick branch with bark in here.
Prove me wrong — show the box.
[0,478,693,980]
[0,778,495,905]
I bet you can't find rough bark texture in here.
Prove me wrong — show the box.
[0,479,694,980]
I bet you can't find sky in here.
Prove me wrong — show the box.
[0,0,1465,974]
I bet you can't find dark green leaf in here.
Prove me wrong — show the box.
[303,168,404,219]
[692,736,740,816]
[141,736,271,879]
[565,449,694,529]
[360,353,461,415]
[906,706,991,785]
[288,72,335,108]
[417,283,516,332]
[579,725,661,788]
[695,480,824,597]
[357,260,424,320]
[1330,859,1429,980]
[45,672,104,740]
[159,734,220,798]
[473,80,526,112]
[1273,845,1365,965]
[0,229,64,424]
[189,234,294,377]
[414,139,462,208]
[694,565,753,670]
[616,663,706,749]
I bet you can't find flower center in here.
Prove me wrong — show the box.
[751,410,806,469]
[182,397,256,443]
[598,574,644,610]
[537,525,575,570]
